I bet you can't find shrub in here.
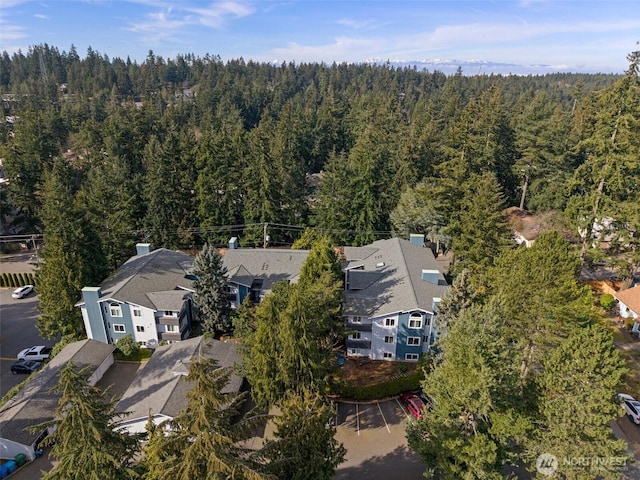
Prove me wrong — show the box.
[331,370,424,401]
[0,273,7,286]
[600,293,616,310]
[115,334,140,358]
[9,273,17,287]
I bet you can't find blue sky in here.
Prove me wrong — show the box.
[0,0,638,75]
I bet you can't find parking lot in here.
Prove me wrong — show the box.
[0,286,48,397]
[333,398,426,479]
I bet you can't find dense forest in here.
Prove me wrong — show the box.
[0,44,638,277]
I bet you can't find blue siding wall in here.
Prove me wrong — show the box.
[396,312,423,360]
[82,287,108,344]
[103,301,134,343]
[238,285,250,305]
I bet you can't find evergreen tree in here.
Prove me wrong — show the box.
[33,363,139,480]
[488,231,595,379]
[36,158,107,338]
[432,268,478,346]
[192,243,231,335]
[390,181,451,254]
[80,155,140,272]
[407,305,529,480]
[297,237,344,351]
[263,390,346,480]
[534,325,629,480]
[312,150,352,245]
[142,355,272,480]
[244,284,290,408]
[566,50,640,263]
[449,172,513,277]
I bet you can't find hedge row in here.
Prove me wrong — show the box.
[331,370,424,401]
[0,272,36,288]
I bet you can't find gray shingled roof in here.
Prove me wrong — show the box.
[96,249,195,310]
[342,238,448,317]
[0,339,115,447]
[221,248,310,293]
[116,336,242,423]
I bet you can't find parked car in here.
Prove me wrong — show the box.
[401,391,425,420]
[12,284,34,299]
[619,394,640,424]
[11,359,43,375]
[411,388,435,410]
[17,345,52,362]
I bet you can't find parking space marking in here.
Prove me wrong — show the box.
[396,397,411,420]
[377,402,391,433]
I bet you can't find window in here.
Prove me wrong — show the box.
[133,309,142,317]
[113,324,125,333]
[352,316,362,323]
[384,318,395,327]
[110,303,122,317]
[407,336,421,346]
[136,325,145,333]
[425,316,431,326]
[138,341,147,347]
[164,310,176,317]
[408,315,423,329]
[406,353,419,361]
[349,348,361,355]
[166,325,178,332]
[384,336,394,344]
[423,335,429,344]
[383,352,393,359]
[351,332,361,340]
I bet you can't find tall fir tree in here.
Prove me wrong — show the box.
[142,356,272,480]
[36,157,107,338]
[262,390,346,480]
[33,363,140,480]
[534,324,629,480]
[192,243,231,335]
[448,172,513,277]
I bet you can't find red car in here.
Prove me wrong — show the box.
[400,392,425,420]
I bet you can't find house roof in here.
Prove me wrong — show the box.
[0,339,115,447]
[116,336,242,423]
[342,237,448,318]
[615,285,640,316]
[221,248,310,293]
[95,248,195,310]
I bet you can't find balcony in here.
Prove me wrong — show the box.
[346,322,372,332]
[158,331,182,342]
[157,316,180,326]
[346,339,372,349]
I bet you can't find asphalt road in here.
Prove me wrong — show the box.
[0,286,50,397]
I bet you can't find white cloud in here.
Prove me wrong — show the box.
[125,0,255,43]
[33,14,48,19]
[337,18,374,29]
[185,1,255,28]
[271,36,385,63]
[0,23,28,42]
[401,20,640,52]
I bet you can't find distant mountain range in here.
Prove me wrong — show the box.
[363,58,612,76]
